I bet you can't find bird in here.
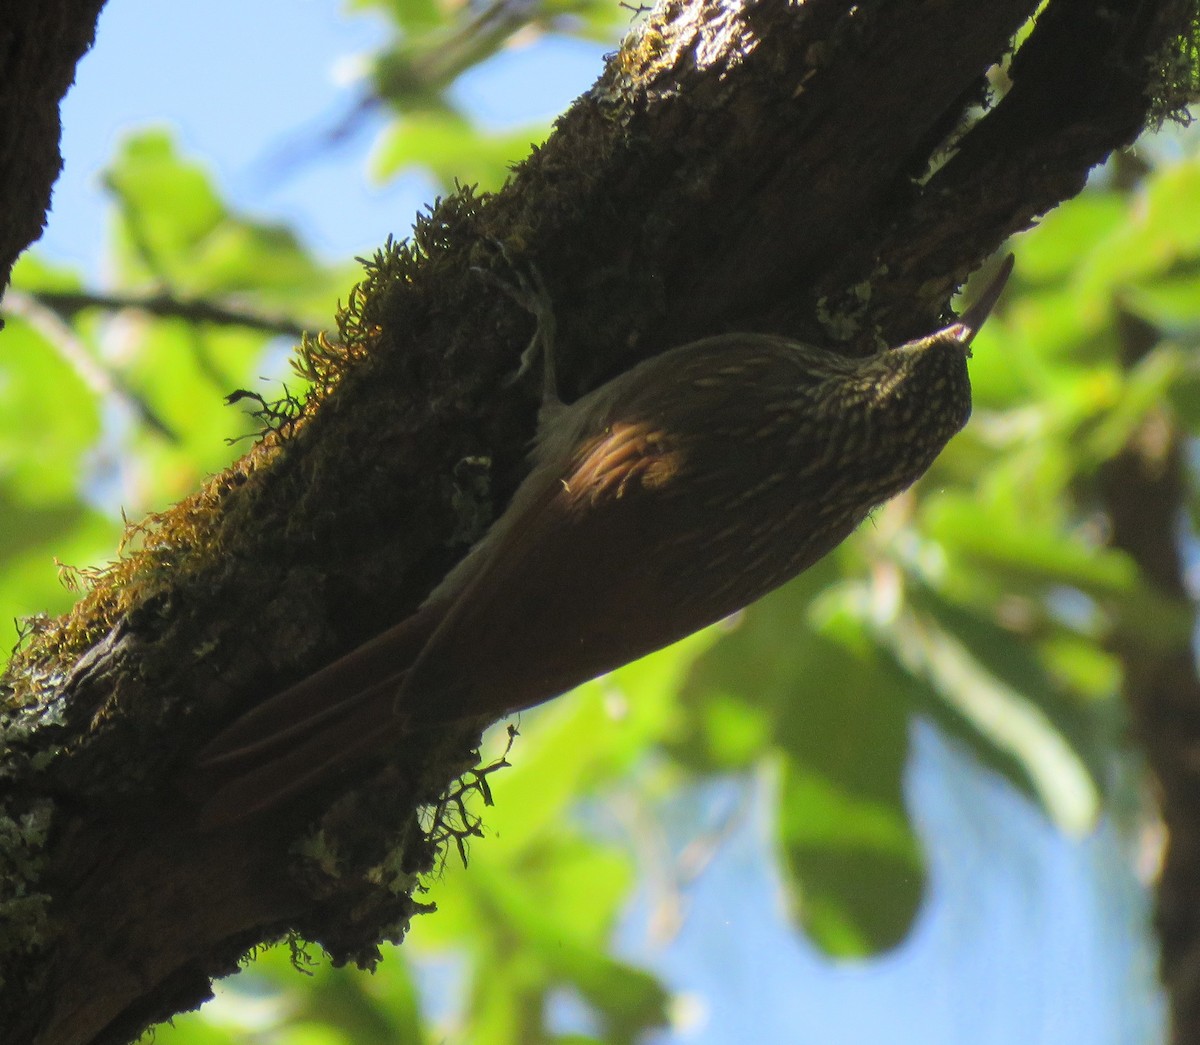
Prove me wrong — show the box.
[190,253,1015,825]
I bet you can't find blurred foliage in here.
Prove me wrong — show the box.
[1,0,1197,1042]
[352,0,631,189]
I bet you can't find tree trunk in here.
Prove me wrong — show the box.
[1100,307,1200,1045]
[0,0,107,294]
[1,1,1197,1042]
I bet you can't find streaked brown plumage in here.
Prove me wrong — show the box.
[192,255,1014,824]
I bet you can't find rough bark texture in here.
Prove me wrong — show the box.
[0,1,1197,1043]
[0,0,106,295]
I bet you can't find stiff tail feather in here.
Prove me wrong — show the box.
[189,606,440,827]
[194,674,405,827]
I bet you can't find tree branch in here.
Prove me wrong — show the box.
[27,288,310,337]
[1,289,180,442]
[1099,308,1200,1045]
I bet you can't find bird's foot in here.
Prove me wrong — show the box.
[471,238,560,406]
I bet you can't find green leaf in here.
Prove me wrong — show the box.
[776,752,922,958]
[457,630,703,856]
[104,129,226,282]
[0,509,117,651]
[1017,192,1128,282]
[674,561,841,771]
[1166,360,1200,433]
[1123,268,1200,329]
[103,130,336,320]
[373,113,547,190]
[679,564,924,956]
[772,596,923,957]
[925,493,1193,651]
[409,633,708,1040]
[181,218,331,308]
[0,315,101,502]
[926,494,1137,597]
[465,845,670,1038]
[9,254,85,293]
[350,0,443,34]
[880,592,1101,835]
[1080,344,1183,463]
[1085,157,1200,286]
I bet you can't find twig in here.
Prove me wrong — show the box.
[32,289,308,338]
[0,289,180,442]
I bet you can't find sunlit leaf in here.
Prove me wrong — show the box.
[9,254,85,294]
[373,113,546,190]
[1017,192,1128,282]
[463,851,669,1037]
[926,494,1137,596]
[103,130,338,323]
[924,494,1193,651]
[1124,269,1200,329]
[0,315,101,502]
[775,749,922,957]
[104,129,226,282]
[880,595,1101,835]
[678,565,924,955]
[1081,345,1183,463]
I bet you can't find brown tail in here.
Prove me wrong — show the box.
[188,606,440,828]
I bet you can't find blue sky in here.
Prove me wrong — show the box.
[47,0,600,275]
[40,2,1165,1041]
[625,726,1161,1044]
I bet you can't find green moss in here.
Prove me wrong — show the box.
[0,185,500,718]
[1146,3,1200,124]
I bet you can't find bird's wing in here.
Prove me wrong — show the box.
[399,416,697,725]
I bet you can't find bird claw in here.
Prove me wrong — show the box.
[471,239,560,403]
